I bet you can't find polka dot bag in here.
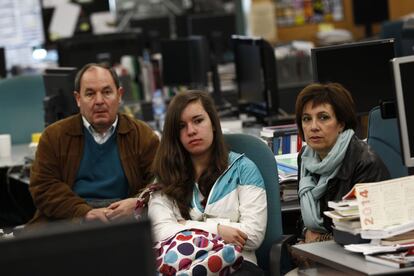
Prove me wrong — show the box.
[154,229,244,276]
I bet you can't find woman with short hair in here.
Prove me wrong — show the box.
[295,82,390,243]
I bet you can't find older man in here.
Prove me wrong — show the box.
[30,63,159,223]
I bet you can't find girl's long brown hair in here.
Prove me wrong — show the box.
[152,91,228,218]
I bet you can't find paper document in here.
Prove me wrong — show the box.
[91,12,116,34]
[275,152,298,170]
[42,0,69,8]
[354,175,414,230]
[49,2,81,40]
[248,1,277,41]
[344,242,414,255]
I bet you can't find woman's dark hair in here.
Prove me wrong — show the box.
[152,90,228,218]
[74,63,120,92]
[295,82,358,140]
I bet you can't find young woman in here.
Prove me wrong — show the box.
[295,83,390,242]
[148,91,267,275]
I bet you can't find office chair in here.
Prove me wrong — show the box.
[367,106,408,178]
[224,133,295,275]
[0,75,45,144]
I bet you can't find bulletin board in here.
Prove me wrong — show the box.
[275,0,344,27]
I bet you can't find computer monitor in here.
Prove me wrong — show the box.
[0,48,6,78]
[232,35,279,120]
[129,16,171,53]
[391,55,414,167]
[57,32,144,69]
[161,36,231,109]
[43,67,78,127]
[161,36,210,88]
[352,0,389,37]
[0,219,156,275]
[176,12,237,63]
[161,36,230,108]
[312,39,396,115]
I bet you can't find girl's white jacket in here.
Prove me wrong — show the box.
[148,151,268,265]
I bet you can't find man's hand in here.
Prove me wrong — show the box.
[217,224,248,248]
[84,208,110,223]
[106,198,137,221]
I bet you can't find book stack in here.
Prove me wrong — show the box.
[345,240,414,267]
[324,199,362,236]
[324,198,370,245]
[353,176,414,240]
[260,124,302,155]
[339,176,414,268]
[275,153,298,181]
[333,218,362,235]
[334,176,414,240]
[365,249,414,268]
[280,182,298,202]
[275,153,298,202]
[380,230,414,246]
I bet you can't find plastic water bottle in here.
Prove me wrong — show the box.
[152,89,166,130]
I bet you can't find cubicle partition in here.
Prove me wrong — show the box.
[0,75,45,145]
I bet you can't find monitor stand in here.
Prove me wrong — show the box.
[210,54,236,118]
[43,94,62,128]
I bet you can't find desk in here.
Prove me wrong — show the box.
[0,144,34,227]
[292,240,414,275]
[8,172,29,185]
[0,143,31,168]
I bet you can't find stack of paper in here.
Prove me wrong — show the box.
[365,250,414,268]
[341,176,414,268]
[275,153,298,202]
[275,152,298,182]
[325,199,361,235]
[380,230,414,246]
[344,242,414,255]
[280,182,298,202]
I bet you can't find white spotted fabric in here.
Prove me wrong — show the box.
[154,229,243,275]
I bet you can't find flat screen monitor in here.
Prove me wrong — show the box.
[0,219,156,275]
[57,32,144,69]
[43,67,78,127]
[176,13,237,63]
[352,0,389,37]
[232,36,279,120]
[161,36,209,87]
[312,39,395,115]
[129,16,171,53]
[391,55,414,167]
